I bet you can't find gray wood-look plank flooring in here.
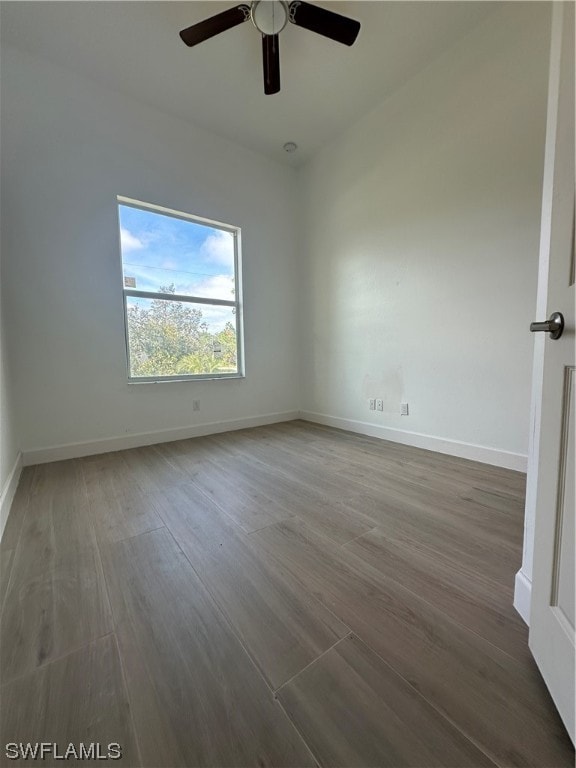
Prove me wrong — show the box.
[277,634,495,768]
[101,527,315,768]
[150,483,349,690]
[0,635,140,768]
[1,460,112,684]
[0,420,573,767]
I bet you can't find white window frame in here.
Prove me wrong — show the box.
[117,196,244,383]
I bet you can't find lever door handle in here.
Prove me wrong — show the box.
[530,311,564,340]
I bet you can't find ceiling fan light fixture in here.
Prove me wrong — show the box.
[251,1,289,35]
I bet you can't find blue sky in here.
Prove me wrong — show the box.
[119,204,235,301]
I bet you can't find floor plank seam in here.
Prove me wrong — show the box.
[250,513,536,749]
[101,524,168,546]
[242,514,299,535]
[342,540,517,632]
[79,460,144,767]
[385,552,518,662]
[341,524,518,596]
[339,528,377,548]
[297,452,524,526]
[244,523,356,636]
[339,546,528,666]
[273,633,353,695]
[110,630,144,768]
[346,625,510,768]
[156,508,282,699]
[186,473,274,537]
[155,514,329,765]
[0,631,117,690]
[89,540,144,762]
[203,433,327,500]
[272,692,325,768]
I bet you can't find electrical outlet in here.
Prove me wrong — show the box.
[369,398,376,411]
[192,399,201,412]
[376,399,384,412]
[400,402,409,416]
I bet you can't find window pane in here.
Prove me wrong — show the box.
[126,296,238,378]
[119,205,235,301]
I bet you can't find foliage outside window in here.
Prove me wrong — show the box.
[117,197,243,381]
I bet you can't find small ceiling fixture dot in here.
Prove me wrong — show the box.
[283,142,298,153]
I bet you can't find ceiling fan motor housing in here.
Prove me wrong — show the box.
[250,1,289,36]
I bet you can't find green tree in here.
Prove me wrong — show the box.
[215,321,237,370]
[127,285,237,377]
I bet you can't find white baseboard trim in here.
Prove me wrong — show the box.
[300,411,528,472]
[21,408,528,473]
[514,569,532,625]
[22,411,300,466]
[0,452,22,542]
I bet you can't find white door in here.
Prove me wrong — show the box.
[529,1,575,745]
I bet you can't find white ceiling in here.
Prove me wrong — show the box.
[1,1,500,165]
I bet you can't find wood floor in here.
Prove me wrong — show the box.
[0,421,573,767]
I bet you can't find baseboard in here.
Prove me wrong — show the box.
[300,411,528,472]
[21,408,528,472]
[514,569,532,625]
[22,410,300,466]
[0,453,22,542]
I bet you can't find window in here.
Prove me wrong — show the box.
[117,197,243,381]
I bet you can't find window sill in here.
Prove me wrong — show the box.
[127,374,245,385]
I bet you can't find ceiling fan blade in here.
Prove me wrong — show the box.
[179,4,250,47]
[262,34,280,95]
[289,1,360,46]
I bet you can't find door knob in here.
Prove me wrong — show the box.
[530,311,564,340]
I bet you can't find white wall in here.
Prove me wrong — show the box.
[0,269,20,532]
[298,3,551,468]
[0,307,15,490]
[0,81,19,537]
[1,4,552,469]
[1,46,300,459]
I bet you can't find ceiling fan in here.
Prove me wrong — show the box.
[179,1,361,95]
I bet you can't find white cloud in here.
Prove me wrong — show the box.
[200,230,234,268]
[197,303,235,332]
[120,227,144,252]
[190,274,235,300]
